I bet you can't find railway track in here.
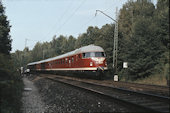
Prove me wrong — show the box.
[103,80,169,96]
[41,74,169,96]
[41,74,170,113]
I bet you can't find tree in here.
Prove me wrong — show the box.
[118,0,160,80]
[155,0,169,49]
[75,33,88,48]
[119,0,155,41]
[154,0,169,82]
[0,2,23,113]
[75,26,99,49]
[0,3,12,55]
[94,24,115,70]
[31,42,43,61]
[126,17,162,79]
[67,35,76,51]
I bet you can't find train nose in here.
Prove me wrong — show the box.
[97,66,104,71]
[91,57,105,64]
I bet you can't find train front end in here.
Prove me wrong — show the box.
[82,50,108,79]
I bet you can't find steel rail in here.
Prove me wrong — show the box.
[115,81,170,90]
[79,80,170,103]
[43,75,169,112]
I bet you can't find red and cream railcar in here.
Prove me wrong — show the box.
[27,45,108,78]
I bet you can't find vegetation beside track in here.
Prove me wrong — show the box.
[0,54,23,113]
[0,2,23,113]
[133,74,167,86]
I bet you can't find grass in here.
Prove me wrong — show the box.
[133,74,167,86]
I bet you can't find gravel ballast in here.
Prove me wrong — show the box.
[33,76,130,112]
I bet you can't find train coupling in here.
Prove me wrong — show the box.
[97,66,104,72]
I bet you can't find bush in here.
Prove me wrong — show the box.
[0,53,23,113]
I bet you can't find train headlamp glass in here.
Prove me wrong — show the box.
[90,62,93,66]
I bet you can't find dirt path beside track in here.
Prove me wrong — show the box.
[21,77,45,113]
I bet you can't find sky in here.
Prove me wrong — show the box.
[2,0,157,52]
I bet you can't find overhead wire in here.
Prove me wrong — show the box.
[47,0,87,42]
[26,0,112,49]
[72,0,115,37]
[73,15,96,36]
[27,0,75,49]
[40,0,73,42]
[27,0,87,48]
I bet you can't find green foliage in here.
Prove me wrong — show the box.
[126,18,161,79]
[0,53,23,113]
[67,35,76,51]
[118,0,169,81]
[0,2,23,113]
[0,3,12,55]
[94,24,115,70]
[155,0,169,49]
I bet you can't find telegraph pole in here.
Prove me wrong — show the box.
[113,8,118,75]
[24,38,28,67]
[95,8,119,80]
[43,50,45,59]
[25,38,28,48]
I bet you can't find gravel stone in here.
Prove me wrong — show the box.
[34,77,130,113]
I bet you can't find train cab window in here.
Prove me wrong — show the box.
[82,52,90,58]
[95,52,106,57]
[62,59,64,64]
[82,52,106,58]
[61,59,62,64]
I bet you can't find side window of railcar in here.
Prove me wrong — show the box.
[76,55,78,61]
[65,58,68,64]
[72,57,74,63]
[78,54,81,58]
[69,57,71,63]
[82,53,85,58]
[62,59,64,64]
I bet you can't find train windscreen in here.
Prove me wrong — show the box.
[83,52,105,58]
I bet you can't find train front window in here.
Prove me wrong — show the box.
[82,52,105,58]
[95,52,105,57]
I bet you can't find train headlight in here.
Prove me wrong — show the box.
[91,57,105,64]
[90,62,93,66]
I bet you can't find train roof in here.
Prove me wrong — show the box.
[27,44,104,66]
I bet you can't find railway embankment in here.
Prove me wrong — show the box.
[22,74,130,112]
[21,74,169,112]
